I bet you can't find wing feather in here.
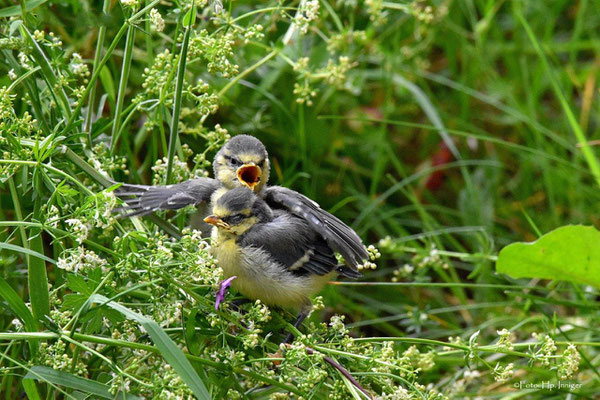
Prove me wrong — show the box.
[115,178,219,217]
[263,186,368,270]
[240,213,340,277]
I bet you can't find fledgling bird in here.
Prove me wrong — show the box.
[115,135,369,272]
[204,186,361,341]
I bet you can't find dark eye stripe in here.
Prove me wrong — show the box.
[224,214,245,224]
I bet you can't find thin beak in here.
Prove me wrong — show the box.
[236,163,262,190]
[204,215,230,229]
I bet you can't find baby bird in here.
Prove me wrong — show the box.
[204,187,360,341]
[116,135,369,273]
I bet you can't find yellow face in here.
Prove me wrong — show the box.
[214,150,270,192]
[204,205,259,236]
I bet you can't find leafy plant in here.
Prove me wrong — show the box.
[1,0,599,399]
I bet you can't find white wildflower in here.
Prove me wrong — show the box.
[558,344,580,380]
[120,0,138,8]
[150,9,165,32]
[66,218,89,244]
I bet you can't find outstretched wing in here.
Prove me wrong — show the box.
[262,186,368,271]
[115,178,220,217]
[240,213,359,278]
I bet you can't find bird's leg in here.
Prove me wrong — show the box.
[230,298,251,313]
[282,306,311,344]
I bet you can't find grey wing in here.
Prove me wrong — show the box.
[240,214,342,277]
[115,178,220,217]
[263,186,368,271]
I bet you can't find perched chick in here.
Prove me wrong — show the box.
[116,134,368,273]
[205,187,360,341]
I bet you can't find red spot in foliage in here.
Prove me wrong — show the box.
[425,142,453,191]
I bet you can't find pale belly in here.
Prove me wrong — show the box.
[211,231,333,310]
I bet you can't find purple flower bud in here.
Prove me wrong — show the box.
[215,275,237,310]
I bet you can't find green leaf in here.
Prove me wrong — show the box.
[0,277,36,332]
[496,225,600,288]
[183,4,197,27]
[0,0,47,17]
[0,241,56,264]
[99,65,116,106]
[24,366,141,400]
[20,25,72,118]
[90,295,212,399]
[22,378,42,400]
[27,231,51,324]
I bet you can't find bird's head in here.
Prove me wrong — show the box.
[204,187,272,236]
[213,135,270,192]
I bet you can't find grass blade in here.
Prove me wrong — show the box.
[27,230,51,324]
[515,6,600,188]
[24,366,141,400]
[166,5,194,184]
[20,25,72,119]
[84,0,112,146]
[0,241,56,265]
[90,294,212,399]
[0,277,36,332]
[110,21,136,153]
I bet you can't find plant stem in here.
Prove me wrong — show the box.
[165,8,194,185]
[110,20,136,154]
[84,0,112,147]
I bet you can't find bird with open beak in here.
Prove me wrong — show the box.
[115,135,369,273]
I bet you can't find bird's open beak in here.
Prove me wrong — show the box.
[236,163,261,190]
[204,215,230,229]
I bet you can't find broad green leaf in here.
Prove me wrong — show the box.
[90,295,212,399]
[0,0,47,17]
[24,366,140,400]
[0,277,36,332]
[496,225,600,288]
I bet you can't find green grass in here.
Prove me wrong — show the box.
[1,0,599,398]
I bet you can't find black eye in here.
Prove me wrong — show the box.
[225,214,245,225]
[223,155,240,166]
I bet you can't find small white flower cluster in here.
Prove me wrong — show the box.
[18,52,31,69]
[150,9,165,32]
[323,56,355,86]
[295,0,320,34]
[151,155,191,185]
[243,24,264,44]
[65,218,90,244]
[358,245,380,270]
[403,345,435,371]
[46,205,60,228]
[8,69,17,81]
[492,362,514,383]
[242,321,262,349]
[558,344,580,380]
[57,246,108,274]
[69,53,90,81]
[329,314,348,336]
[293,81,318,106]
[532,332,557,366]
[32,30,62,48]
[120,0,138,8]
[496,328,515,351]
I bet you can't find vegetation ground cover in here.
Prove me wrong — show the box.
[0,0,599,398]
